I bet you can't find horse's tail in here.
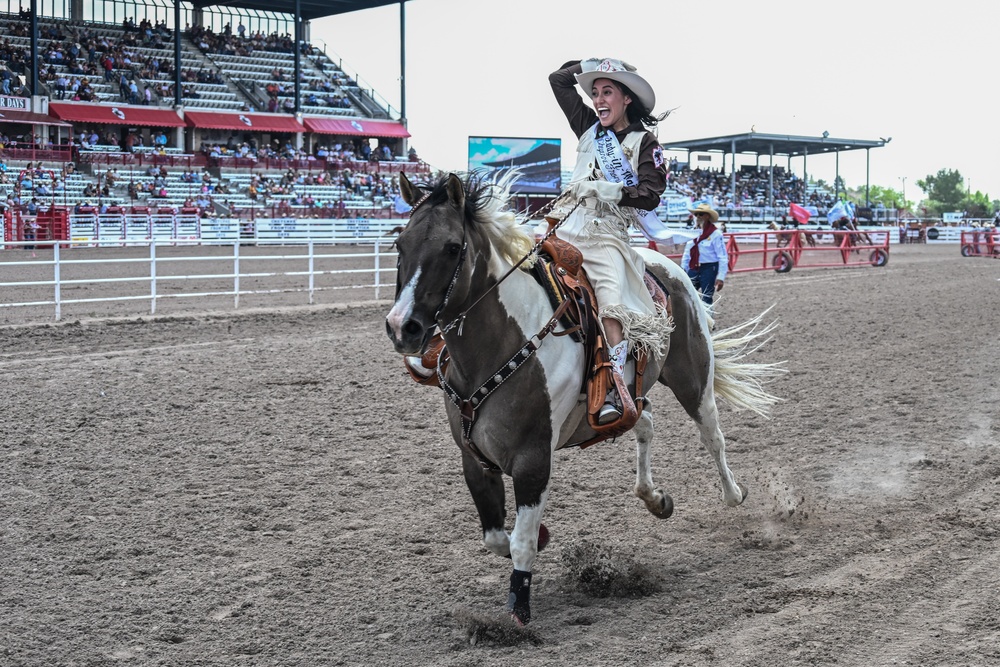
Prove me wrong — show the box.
[710,306,786,418]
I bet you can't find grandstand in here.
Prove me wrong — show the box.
[0,0,431,243]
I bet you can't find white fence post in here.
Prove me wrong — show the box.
[150,240,157,315]
[374,239,381,301]
[308,240,315,305]
[54,243,61,322]
[233,242,240,309]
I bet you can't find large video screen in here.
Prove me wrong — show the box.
[468,136,562,195]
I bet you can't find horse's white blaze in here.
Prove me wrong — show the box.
[509,492,548,572]
[497,272,583,448]
[483,528,511,558]
[386,267,421,338]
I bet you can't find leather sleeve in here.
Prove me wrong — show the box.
[619,131,667,211]
[549,61,596,139]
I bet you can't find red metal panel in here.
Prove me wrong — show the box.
[960,230,1000,258]
[49,103,185,127]
[650,229,891,273]
[302,117,410,138]
[0,110,72,126]
[184,111,304,133]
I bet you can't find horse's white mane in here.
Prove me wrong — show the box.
[471,171,536,267]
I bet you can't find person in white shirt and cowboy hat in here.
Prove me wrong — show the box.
[681,202,728,310]
[549,57,671,425]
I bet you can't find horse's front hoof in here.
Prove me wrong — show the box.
[507,569,532,625]
[644,490,674,519]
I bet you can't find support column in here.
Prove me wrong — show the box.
[865,148,871,207]
[293,0,302,114]
[30,0,38,96]
[729,138,736,205]
[400,0,407,123]
[835,151,840,200]
[174,2,183,108]
[768,143,774,211]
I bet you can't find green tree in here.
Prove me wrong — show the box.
[863,185,905,209]
[917,169,965,210]
[962,190,992,218]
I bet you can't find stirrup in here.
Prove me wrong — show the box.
[597,401,622,425]
[597,388,622,425]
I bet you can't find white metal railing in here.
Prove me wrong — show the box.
[0,237,399,322]
[1,219,985,323]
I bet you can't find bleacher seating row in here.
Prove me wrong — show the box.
[0,13,369,116]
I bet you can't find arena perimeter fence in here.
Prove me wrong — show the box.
[0,217,975,323]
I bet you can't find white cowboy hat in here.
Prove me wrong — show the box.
[575,58,656,111]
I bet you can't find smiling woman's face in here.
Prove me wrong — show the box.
[590,78,631,132]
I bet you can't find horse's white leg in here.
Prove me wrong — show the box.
[633,405,673,518]
[509,489,548,572]
[695,386,747,507]
[507,460,551,625]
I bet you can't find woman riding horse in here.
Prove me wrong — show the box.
[386,172,784,625]
[548,58,672,425]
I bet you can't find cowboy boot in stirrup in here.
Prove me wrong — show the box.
[598,341,629,425]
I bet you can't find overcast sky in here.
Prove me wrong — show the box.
[314,0,999,203]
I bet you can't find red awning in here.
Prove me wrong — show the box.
[0,110,72,127]
[184,111,304,133]
[49,103,185,127]
[302,117,410,138]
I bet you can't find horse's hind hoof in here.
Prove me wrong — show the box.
[739,483,749,502]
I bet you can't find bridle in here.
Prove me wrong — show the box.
[402,189,469,334]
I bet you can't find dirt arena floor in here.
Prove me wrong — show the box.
[1,243,998,666]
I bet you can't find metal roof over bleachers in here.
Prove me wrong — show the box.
[662,132,887,158]
[186,0,403,22]
[662,132,890,206]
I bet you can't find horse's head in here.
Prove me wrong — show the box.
[386,171,534,355]
[385,172,477,355]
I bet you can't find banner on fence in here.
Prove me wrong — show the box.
[664,196,694,217]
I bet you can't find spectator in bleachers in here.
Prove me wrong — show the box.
[54,73,68,99]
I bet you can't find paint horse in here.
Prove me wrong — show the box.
[385,172,783,625]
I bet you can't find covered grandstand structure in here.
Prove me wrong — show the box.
[5,0,410,120]
[0,0,431,236]
[662,132,888,208]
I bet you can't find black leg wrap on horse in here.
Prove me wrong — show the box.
[506,569,532,624]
